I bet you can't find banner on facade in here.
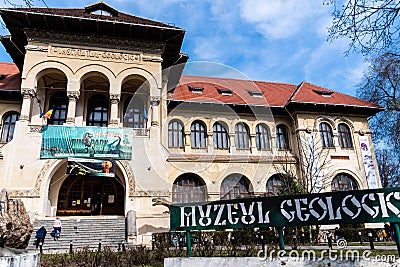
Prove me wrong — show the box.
[66,158,116,177]
[40,126,133,159]
[359,136,379,189]
[170,187,400,231]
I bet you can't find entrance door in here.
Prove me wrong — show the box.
[57,175,124,216]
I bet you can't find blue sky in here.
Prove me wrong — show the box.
[0,0,367,96]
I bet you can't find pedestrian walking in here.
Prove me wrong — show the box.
[53,217,62,240]
[35,226,47,249]
[327,231,333,249]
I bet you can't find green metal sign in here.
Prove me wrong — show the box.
[170,187,400,231]
[40,126,133,159]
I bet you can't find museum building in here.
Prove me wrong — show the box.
[0,3,382,241]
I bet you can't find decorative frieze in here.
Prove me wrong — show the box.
[49,46,143,64]
[26,30,164,54]
[25,45,48,52]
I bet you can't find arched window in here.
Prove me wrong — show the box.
[87,94,109,127]
[256,123,270,150]
[338,123,353,148]
[266,174,283,196]
[172,174,206,203]
[220,174,252,200]
[168,121,184,148]
[319,122,334,148]
[235,122,250,149]
[191,121,207,148]
[47,92,68,125]
[276,124,290,150]
[213,122,229,149]
[123,96,147,128]
[331,173,358,191]
[1,112,19,142]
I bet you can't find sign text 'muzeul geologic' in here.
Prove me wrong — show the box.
[170,188,400,231]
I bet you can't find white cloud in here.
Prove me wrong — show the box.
[239,0,330,39]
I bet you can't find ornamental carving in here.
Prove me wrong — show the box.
[33,159,59,197]
[29,125,43,133]
[25,45,48,52]
[19,115,29,121]
[67,91,80,101]
[119,160,135,197]
[21,88,35,99]
[109,119,119,125]
[134,129,150,137]
[25,30,163,54]
[150,97,160,106]
[110,94,120,104]
[142,55,163,62]
[49,46,143,64]
[66,117,75,123]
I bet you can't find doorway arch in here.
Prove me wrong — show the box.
[56,175,124,216]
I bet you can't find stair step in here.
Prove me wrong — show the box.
[29,217,127,253]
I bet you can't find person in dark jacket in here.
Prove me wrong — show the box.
[35,226,47,249]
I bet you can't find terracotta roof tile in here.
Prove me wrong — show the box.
[0,62,20,91]
[0,62,382,110]
[169,76,381,109]
[290,82,381,108]
[4,6,179,29]
[171,75,297,107]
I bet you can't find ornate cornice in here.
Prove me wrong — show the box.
[25,30,164,54]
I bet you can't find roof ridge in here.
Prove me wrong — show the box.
[1,6,181,30]
[181,75,296,87]
[286,81,304,106]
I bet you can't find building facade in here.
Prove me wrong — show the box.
[0,3,382,243]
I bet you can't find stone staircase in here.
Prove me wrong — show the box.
[27,216,126,253]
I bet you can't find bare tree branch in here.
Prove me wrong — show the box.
[327,0,400,55]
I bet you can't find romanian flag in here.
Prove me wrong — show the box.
[42,108,54,119]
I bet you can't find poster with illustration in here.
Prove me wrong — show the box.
[359,136,378,189]
[40,125,133,159]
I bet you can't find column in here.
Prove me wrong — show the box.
[20,88,35,121]
[109,94,120,126]
[229,133,236,153]
[207,131,214,154]
[66,91,80,124]
[184,130,191,150]
[250,133,257,153]
[150,97,160,126]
